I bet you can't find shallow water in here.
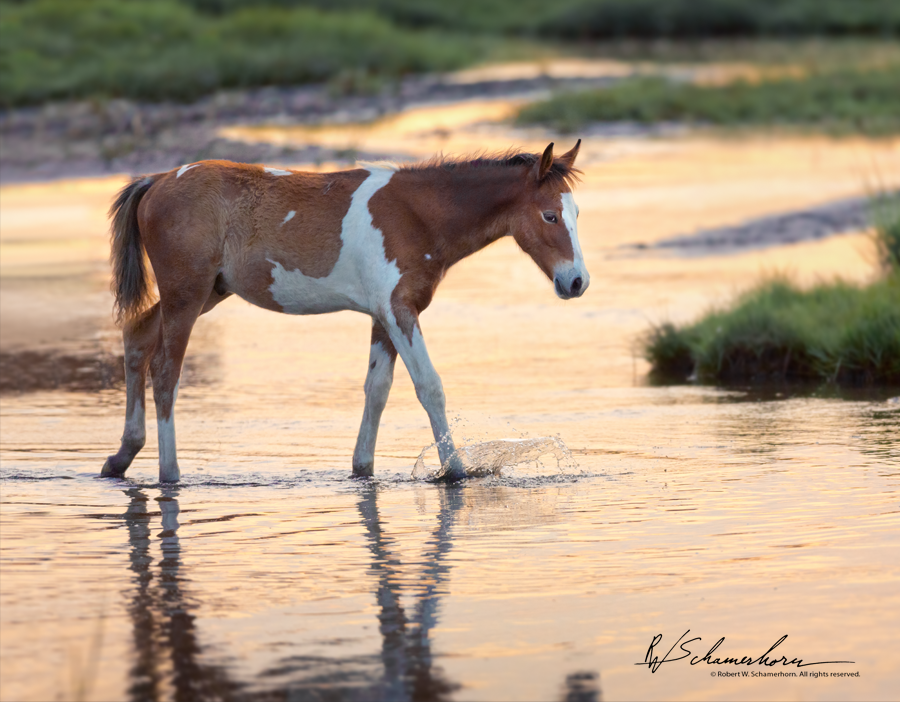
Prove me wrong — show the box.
[2,133,899,701]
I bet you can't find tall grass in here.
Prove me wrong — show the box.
[643,203,900,385]
[644,277,900,384]
[517,64,900,135]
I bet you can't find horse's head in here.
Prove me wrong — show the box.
[510,140,588,300]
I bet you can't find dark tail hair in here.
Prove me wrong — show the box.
[109,175,157,324]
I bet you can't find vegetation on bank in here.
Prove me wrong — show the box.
[138,0,900,39]
[0,0,490,107]
[516,64,900,135]
[2,0,899,108]
[643,201,900,385]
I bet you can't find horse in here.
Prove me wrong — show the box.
[101,140,588,483]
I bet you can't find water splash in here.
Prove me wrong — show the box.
[412,436,576,481]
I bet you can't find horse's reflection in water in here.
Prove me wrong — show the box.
[118,487,600,701]
[357,485,461,701]
[121,487,238,702]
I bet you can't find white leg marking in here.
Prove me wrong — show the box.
[157,415,177,473]
[264,167,292,176]
[268,165,401,316]
[353,341,395,471]
[157,379,179,481]
[281,210,296,226]
[386,325,455,465]
[176,164,200,178]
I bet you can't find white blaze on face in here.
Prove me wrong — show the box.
[553,191,590,297]
[268,165,402,317]
[560,191,585,268]
[281,210,296,226]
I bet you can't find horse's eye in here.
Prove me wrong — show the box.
[542,211,558,224]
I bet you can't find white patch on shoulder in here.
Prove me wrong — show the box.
[281,210,296,226]
[424,253,432,260]
[268,165,401,317]
[264,167,292,176]
[176,164,199,178]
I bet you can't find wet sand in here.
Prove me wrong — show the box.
[1,119,899,701]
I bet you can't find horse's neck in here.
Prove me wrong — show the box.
[418,167,523,266]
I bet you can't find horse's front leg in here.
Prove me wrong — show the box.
[352,321,397,477]
[383,315,467,482]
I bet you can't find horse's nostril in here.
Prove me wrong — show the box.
[571,276,582,293]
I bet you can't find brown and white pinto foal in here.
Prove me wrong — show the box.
[102,141,587,483]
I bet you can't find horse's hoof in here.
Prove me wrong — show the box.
[352,462,374,478]
[159,466,181,483]
[441,456,468,483]
[443,468,468,483]
[100,457,128,478]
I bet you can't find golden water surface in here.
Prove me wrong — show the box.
[1,106,899,702]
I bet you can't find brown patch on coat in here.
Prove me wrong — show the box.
[249,169,368,279]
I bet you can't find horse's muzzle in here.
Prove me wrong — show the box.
[554,267,590,300]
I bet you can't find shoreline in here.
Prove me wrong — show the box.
[0,70,621,185]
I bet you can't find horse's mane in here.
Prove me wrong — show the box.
[402,148,582,189]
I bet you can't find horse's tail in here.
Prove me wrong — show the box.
[109,174,158,324]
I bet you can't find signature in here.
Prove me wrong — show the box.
[637,631,855,673]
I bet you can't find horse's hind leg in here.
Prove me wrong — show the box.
[150,285,228,483]
[352,321,397,477]
[101,304,161,477]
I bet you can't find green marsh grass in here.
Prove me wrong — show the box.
[2,0,899,108]
[644,276,900,384]
[180,0,900,39]
[645,194,900,385]
[644,200,900,385]
[517,64,900,135]
[0,0,489,107]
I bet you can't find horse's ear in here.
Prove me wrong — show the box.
[559,138,581,168]
[535,142,554,183]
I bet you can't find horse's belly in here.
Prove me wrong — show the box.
[259,259,369,315]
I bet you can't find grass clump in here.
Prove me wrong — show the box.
[645,199,900,385]
[644,277,900,385]
[516,65,900,135]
